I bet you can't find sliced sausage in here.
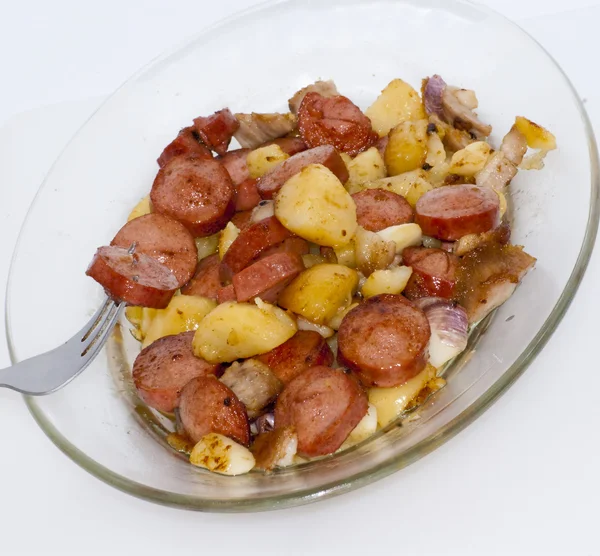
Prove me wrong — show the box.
[230,210,253,231]
[415,184,500,241]
[235,178,261,211]
[216,284,236,304]
[193,108,239,157]
[221,215,293,276]
[180,254,222,299]
[337,294,431,387]
[111,213,197,287]
[179,376,250,445]
[257,145,349,199]
[232,252,304,303]
[257,237,310,260]
[256,330,334,384]
[402,247,458,300]
[352,190,414,232]
[157,126,212,168]
[298,93,377,156]
[86,246,178,308]
[132,331,220,413]
[219,148,250,185]
[151,157,235,237]
[259,137,307,155]
[274,366,368,457]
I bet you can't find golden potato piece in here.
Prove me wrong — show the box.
[127,196,152,222]
[385,120,429,176]
[345,147,387,188]
[195,234,219,262]
[514,116,557,150]
[361,265,413,298]
[218,221,240,260]
[246,144,290,179]
[449,141,491,177]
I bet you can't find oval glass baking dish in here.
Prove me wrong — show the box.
[6,0,598,511]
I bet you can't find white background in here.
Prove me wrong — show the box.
[1,1,599,554]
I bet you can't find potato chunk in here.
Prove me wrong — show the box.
[193,299,297,363]
[278,264,358,325]
[365,79,426,137]
[514,116,557,150]
[385,120,429,175]
[345,147,387,188]
[351,170,432,207]
[246,144,290,178]
[361,266,413,298]
[275,164,357,247]
[448,141,491,177]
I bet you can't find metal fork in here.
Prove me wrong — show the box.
[1,297,123,395]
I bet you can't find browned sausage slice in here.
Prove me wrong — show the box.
[193,108,239,156]
[157,126,212,168]
[230,210,253,231]
[221,215,293,276]
[402,247,458,299]
[256,145,349,199]
[235,178,261,211]
[415,184,500,241]
[216,284,236,304]
[111,213,197,287]
[132,331,220,413]
[180,254,222,299]
[257,237,310,261]
[86,246,178,308]
[256,330,334,384]
[274,366,368,457]
[179,376,250,445]
[259,137,307,155]
[232,252,304,303]
[352,190,414,232]
[298,93,377,156]
[151,157,235,237]
[337,294,431,387]
[219,148,250,185]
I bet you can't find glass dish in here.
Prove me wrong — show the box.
[6,0,598,512]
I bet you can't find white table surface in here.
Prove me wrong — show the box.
[1,1,599,554]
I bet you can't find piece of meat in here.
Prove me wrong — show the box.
[288,80,340,114]
[256,330,334,384]
[219,359,282,419]
[423,75,491,138]
[260,137,307,155]
[415,184,500,241]
[500,125,528,166]
[252,426,297,471]
[337,294,431,387]
[86,246,178,308]
[234,112,296,149]
[257,145,349,199]
[352,189,413,232]
[221,215,293,276]
[235,178,261,212]
[219,148,250,185]
[257,237,310,260]
[193,108,239,156]
[475,152,517,191]
[157,126,212,168]
[216,284,236,304]
[179,376,250,445]
[232,252,304,303]
[230,210,253,231]
[402,247,458,300]
[298,93,377,156]
[453,222,511,256]
[428,114,474,152]
[151,157,235,237]
[111,213,197,287]
[274,366,368,457]
[454,241,536,323]
[132,331,220,413]
[180,253,222,299]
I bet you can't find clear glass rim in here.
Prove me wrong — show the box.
[5,0,599,512]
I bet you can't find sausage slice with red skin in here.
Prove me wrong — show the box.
[157,126,212,168]
[257,145,349,200]
[151,157,235,237]
[256,330,334,384]
[221,215,293,276]
[260,137,307,155]
[402,247,458,300]
[111,213,197,287]
[193,108,239,157]
[257,237,310,261]
[230,210,253,231]
[179,376,250,445]
[235,178,261,212]
[337,294,431,387]
[219,148,250,186]
[415,184,500,241]
[86,246,178,308]
[352,190,414,232]
[180,254,222,299]
[132,331,220,413]
[216,284,236,304]
[274,366,368,457]
[298,93,377,156]
[232,252,305,303]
